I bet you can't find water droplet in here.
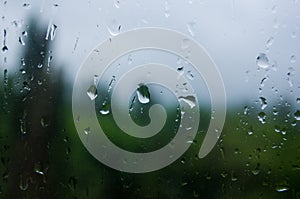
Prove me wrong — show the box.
[99,109,110,115]
[2,45,8,52]
[259,97,268,110]
[34,162,45,175]
[127,54,133,65]
[45,23,57,40]
[294,110,300,120]
[99,102,110,115]
[243,106,250,115]
[187,21,196,37]
[87,85,98,100]
[20,111,27,134]
[186,70,194,80]
[107,19,121,36]
[251,169,260,175]
[290,54,296,63]
[296,98,300,103]
[274,125,281,133]
[266,37,274,47]
[258,112,266,124]
[84,127,91,135]
[164,0,170,18]
[40,117,50,128]
[113,0,120,8]
[136,84,150,104]
[19,176,29,191]
[276,186,289,192]
[177,66,184,75]
[22,3,31,9]
[37,63,43,69]
[271,5,277,14]
[256,53,270,69]
[18,36,25,45]
[273,106,279,115]
[181,39,190,50]
[178,95,196,109]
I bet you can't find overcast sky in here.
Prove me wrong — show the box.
[1,0,299,104]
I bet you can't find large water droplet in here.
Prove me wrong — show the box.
[256,53,270,69]
[259,97,268,110]
[136,84,150,104]
[178,95,196,109]
[87,85,98,100]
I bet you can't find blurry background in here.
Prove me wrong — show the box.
[0,0,300,198]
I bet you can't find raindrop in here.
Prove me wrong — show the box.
[136,84,150,104]
[99,102,110,115]
[73,37,79,52]
[271,5,277,14]
[266,37,274,47]
[251,169,260,176]
[294,110,300,121]
[256,53,270,69]
[20,111,27,134]
[290,54,296,63]
[99,109,110,115]
[113,0,120,8]
[274,125,281,133]
[296,98,300,103]
[260,76,268,87]
[22,3,31,9]
[107,19,121,36]
[50,24,57,40]
[244,106,249,115]
[259,97,268,110]
[87,85,98,100]
[177,66,184,75]
[273,106,279,115]
[164,0,170,18]
[84,127,91,135]
[127,54,133,65]
[18,36,25,46]
[258,112,266,124]
[40,117,50,128]
[178,95,196,109]
[276,186,289,192]
[37,63,43,69]
[2,45,8,52]
[19,176,29,191]
[187,21,196,37]
[291,31,296,39]
[34,162,45,175]
[93,74,99,85]
[181,39,190,50]
[186,70,194,80]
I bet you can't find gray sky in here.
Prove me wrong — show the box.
[1,0,299,104]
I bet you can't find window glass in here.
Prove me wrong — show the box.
[0,1,299,198]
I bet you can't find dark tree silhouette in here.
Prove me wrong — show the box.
[6,18,63,198]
